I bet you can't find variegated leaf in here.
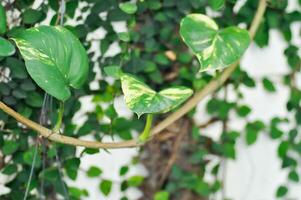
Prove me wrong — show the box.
[121,74,193,117]
[12,26,89,101]
[180,14,250,72]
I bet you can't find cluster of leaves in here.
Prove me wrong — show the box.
[0,0,300,200]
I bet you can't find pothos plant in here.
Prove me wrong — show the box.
[1,11,250,143]
[2,0,299,199]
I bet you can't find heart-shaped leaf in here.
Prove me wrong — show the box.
[180,14,250,72]
[0,4,7,34]
[0,37,15,57]
[12,26,89,101]
[121,74,193,117]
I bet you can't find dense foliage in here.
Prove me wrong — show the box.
[0,0,300,199]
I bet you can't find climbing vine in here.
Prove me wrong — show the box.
[0,0,300,199]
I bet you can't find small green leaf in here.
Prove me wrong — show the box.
[23,147,41,167]
[128,175,144,187]
[2,140,19,155]
[276,185,288,197]
[180,14,250,72]
[222,143,235,159]
[236,105,251,117]
[99,180,112,196]
[64,158,80,180]
[0,37,15,57]
[288,170,299,182]
[262,77,276,92]
[87,166,102,177]
[26,92,43,107]
[154,191,170,200]
[2,164,18,175]
[119,2,137,14]
[104,65,123,78]
[119,166,129,176]
[208,0,225,10]
[13,26,89,101]
[22,9,43,24]
[121,74,193,117]
[117,32,130,42]
[5,57,27,79]
[40,167,60,182]
[0,4,7,34]
[69,187,89,199]
[278,141,290,158]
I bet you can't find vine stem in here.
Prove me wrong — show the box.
[139,114,153,142]
[53,101,64,133]
[0,0,267,149]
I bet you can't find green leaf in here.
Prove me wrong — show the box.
[154,191,170,200]
[119,166,129,176]
[246,128,258,145]
[180,14,250,72]
[2,164,18,175]
[40,167,60,182]
[119,2,137,14]
[2,140,19,155]
[22,9,43,24]
[69,187,89,199]
[26,92,43,107]
[0,37,15,57]
[222,143,235,159]
[13,26,89,101]
[5,57,28,79]
[278,141,289,158]
[236,105,251,117]
[87,166,102,177]
[23,147,41,167]
[104,65,123,78]
[121,74,193,117]
[64,158,80,180]
[262,77,276,92]
[117,32,130,42]
[99,180,112,196]
[276,185,288,197]
[0,4,7,34]
[127,175,144,187]
[288,170,299,182]
[208,0,225,10]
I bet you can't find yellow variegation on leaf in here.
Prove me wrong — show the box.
[180,14,250,72]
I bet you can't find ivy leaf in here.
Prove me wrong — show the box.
[87,166,102,177]
[288,170,299,182]
[117,32,130,42]
[2,140,19,155]
[12,26,89,101]
[276,185,288,197]
[262,77,276,92]
[127,175,144,187]
[154,191,170,200]
[22,9,43,24]
[208,0,225,10]
[180,14,250,72]
[0,37,15,57]
[99,180,112,196]
[104,65,123,78]
[0,4,7,34]
[121,74,193,117]
[64,158,80,180]
[119,2,137,14]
